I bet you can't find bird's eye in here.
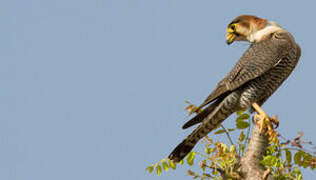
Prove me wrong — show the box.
[230,24,236,31]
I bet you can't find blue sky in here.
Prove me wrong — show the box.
[1,0,315,179]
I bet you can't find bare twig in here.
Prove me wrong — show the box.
[195,151,210,159]
[220,125,234,146]
[245,118,251,145]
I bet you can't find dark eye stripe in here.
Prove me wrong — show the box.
[234,32,241,37]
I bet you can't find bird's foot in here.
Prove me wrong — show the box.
[270,114,279,129]
[254,113,267,133]
[252,103,279,134]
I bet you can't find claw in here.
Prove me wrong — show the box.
[251,103,279,134]
[254,112,269,134]
[270,115,279,129]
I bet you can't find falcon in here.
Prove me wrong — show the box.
[168,15,301,162]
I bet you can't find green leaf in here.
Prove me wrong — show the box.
[237,113,250,121]
[292,167,302,176]
[162,160,169,172]
[236,110,245,115]
[186,151,195,166]
[156,165,162,176]
[294,151,303,165]
[240,144,246,154]
[186,151,193,161]
[274,158,280,167]
[236,120,250,129]
[205,147,212,154]
[261,155,279,166]
[220,143,229,153]
[168,159,176,170]
[187,159,194,166]
[214,129,226,135]
[145,165,154,174]
[214,128,234,135]
[179,159,183,165]
[227,128,235,132]
[238,131,245,142]
[230,145,236,153]
[284,149,292,164]
[261,155,272,166]
[267,146,274,155]
[302,153,312,168]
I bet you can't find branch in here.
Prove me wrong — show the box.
[239,103,275,180]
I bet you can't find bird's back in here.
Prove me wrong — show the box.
[244,35,301,108]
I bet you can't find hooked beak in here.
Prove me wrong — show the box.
[226,32,236,45]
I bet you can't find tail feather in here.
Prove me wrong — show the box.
[169,93,239,162]
[168,124,211,162]
[168,140,194,162]
[182,98,222,129]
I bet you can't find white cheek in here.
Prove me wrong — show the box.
[238,26,248,36]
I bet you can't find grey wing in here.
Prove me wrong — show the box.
[250,42,301,112]
[198,32,293,109]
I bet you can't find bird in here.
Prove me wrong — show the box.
[168,15,301,162]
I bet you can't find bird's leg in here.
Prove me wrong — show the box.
[252,103,269,133]
[251,103,279,133]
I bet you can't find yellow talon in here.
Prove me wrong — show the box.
[252,103,278,134]
[270,115,279,128]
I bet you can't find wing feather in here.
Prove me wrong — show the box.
[198,32,292,109]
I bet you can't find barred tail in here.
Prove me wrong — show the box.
[168,92,239,162]
[182,98,222,129]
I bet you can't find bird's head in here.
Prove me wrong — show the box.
[226,15,282,45]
